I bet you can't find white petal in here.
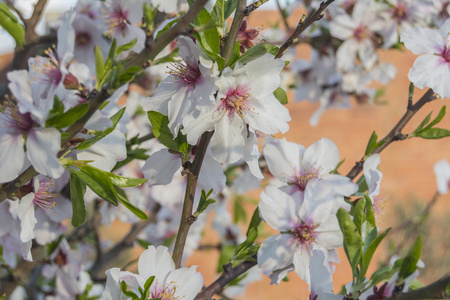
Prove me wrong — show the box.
[142,149,182,186]
[259,185,300,231]
[166,266,204,300]
[408,54,450,98]
[210,114,245,164]
[257,234,298,276]
[26,128,64,179]
[138,245,174,282]
[401,27,443,55]
[303,138,340,175]
[18,193,37,243]
[293,246,313,284]
[434,159,450,194]
[0,132,25,183]
[182,107,222,145]
[264,138,304,183]
[198,154,226,193]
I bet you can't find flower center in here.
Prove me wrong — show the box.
[76,31,92,46]
[33,178,57,215]
[354,24,370,42]
[104,6,130,36]
[168,62,201,87]
[293,222,317,246]
[1,102,37,135]
[219,86,250,118]
[441,43,450,62]
[30,48,63,86]
[151,281,181,300]
[392,3,408,21]
[290,164,320,191]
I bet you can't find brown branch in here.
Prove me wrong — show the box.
[243,0,270,16]
[24,0,49,44]
[346,89,437,180]
[5,0,26,25]
[172,131,214,268]
[195,256,257,300]
[276,0,291,31]
[221,0,247,66]
[275,0,335,59]
[385,274,450,300]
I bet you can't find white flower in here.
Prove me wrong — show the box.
[257,184,344,285]
[144,36,217,136]
[103,245,203,300]
[401,19,450,98]
[309,250,343,300]
[182,54,290,177]
[434,159,450,194]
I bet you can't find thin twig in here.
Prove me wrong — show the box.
[346,89,437,180]
[384,274,450,300]
[221,0,247,66]
[243,0,270,16]
[5,0,26,25]
[25,0,49,44]
[275,0,335,59]
[172,131,214,268]
[195,255,257,300]
[276,0,291,31]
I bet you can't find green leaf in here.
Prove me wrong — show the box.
[238,43,279,65]
[217,244,236,272]
[46,96,65,121]
[414,128,450,139]
[113,186,148,220]
[194,9,221,55]
[70,168,118,205]
[361,228,391,278]
[112,148,149,171]
[353,197,366,235]
[273,87,288,105]
[155,18,179,39]
[211,0,225,25]
[94,45,105,89]
[46,103,89,129]
[408,278,424,290]
[369,263,399,286]
[337,208,363,280]
[116,66,142,86]
[233,197,246,223]
[120,281,139,298]
[224,0,238,19]
[0,3,25,48]
[69,172,87,227]
[193,189,216,217]
[116,38,137,55]
[77,107,126,151]
[422,106,446,131]
[108,173,147,187]
[356,175,368,194]
[365,131,378,156]
[147,111,189,153]
[399,235,422,281]
[152,48,179,65]
[226,41,240,68]
[143,275,155,298]
[364,195,377,229]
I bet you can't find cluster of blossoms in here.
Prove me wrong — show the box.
[0,0,449,299]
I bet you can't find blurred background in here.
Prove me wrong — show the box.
[0,1,449,299]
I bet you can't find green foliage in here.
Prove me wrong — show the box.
[238,43,279,65]
[193,189,216,218]
[233,208,262,263]
[0,3,25,48]
[69,172,87,227]
[147,111,189,154]
[46,100,89,129]
[273,87,288,105]
[398,235,422,282]
[233,196,247,223]
[77,108,126,151]
[410,106,450,139]
[365,131,385,156]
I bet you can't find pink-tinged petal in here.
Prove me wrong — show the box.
[198,154,226,193]
[322,174,358,197]
[168,87,194,135]
[244,94,290,134]
[138,246,174,282]
[364,154,382,197]
[434,159,450,194]
[7,70,33,106]
[57,9,76,66]
[408,54,450,97]
[142,148,182,186]
[18,193,36,243]
[329,14,355,40]
[257,234,298,276]
[259,185,300,231]
[244,132,264,179]
[0,132,25,183]
[303,138,340,175]
[336,39,358,70]
[210,114,246,164]
[401,27,443,55]
[182,108,222,145]
[177,36,201,67]
[264,138,304,182]
[26,128,64,179]
[244,54,285,94]
[77,129,126,172]
[315,217,343,249]
[293,246,313,284]
[166,266,204,300]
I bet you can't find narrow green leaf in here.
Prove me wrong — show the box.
[364,195,377,228]
[71,168,118,206]
[365,131,378,155]
[155,19,179,39]
[361,228,391,278]
[423,106,446,130]
[69,172,87,227]
[399,235,422,281]
[273,87,288,105]
[108,173,147,187]
[415,128,450,139]
[147,111,188,153]
[46,103,89,129]
[211,0,225,25]
[353,197,366,235]
[233,197,246,223]
[94,45,105,89]
[337,208,363,279]
[113,186,148,220]
[194,189,216,217]
[224,0,238,19]
[143,276,155,296]
[0,3,25,48]
[116,38,137,55]
[194,9,221,55]
[238,43,279,65]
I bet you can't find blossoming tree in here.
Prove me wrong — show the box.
[0,0,449,299]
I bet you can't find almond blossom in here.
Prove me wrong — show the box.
[103,245,203,300]
[401,19,450,98]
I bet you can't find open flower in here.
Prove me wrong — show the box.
[182,54,290,177]
[103,245,203,300]
[401,19,450,98]
[257,184,344,285]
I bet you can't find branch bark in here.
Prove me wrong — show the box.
[385,275,450,300]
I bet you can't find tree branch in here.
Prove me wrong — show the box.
[25,0,49,44]
[195,256,257,300]
[221,0,247,66]
[275,0,335,59]
[385,275,450,300]
[172,131,214,268]
[5,0,26,25]
[346,88,437,180]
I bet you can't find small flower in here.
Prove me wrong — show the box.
[401,19,450,98]
[236,20,261,52]
[434,159,450,194]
